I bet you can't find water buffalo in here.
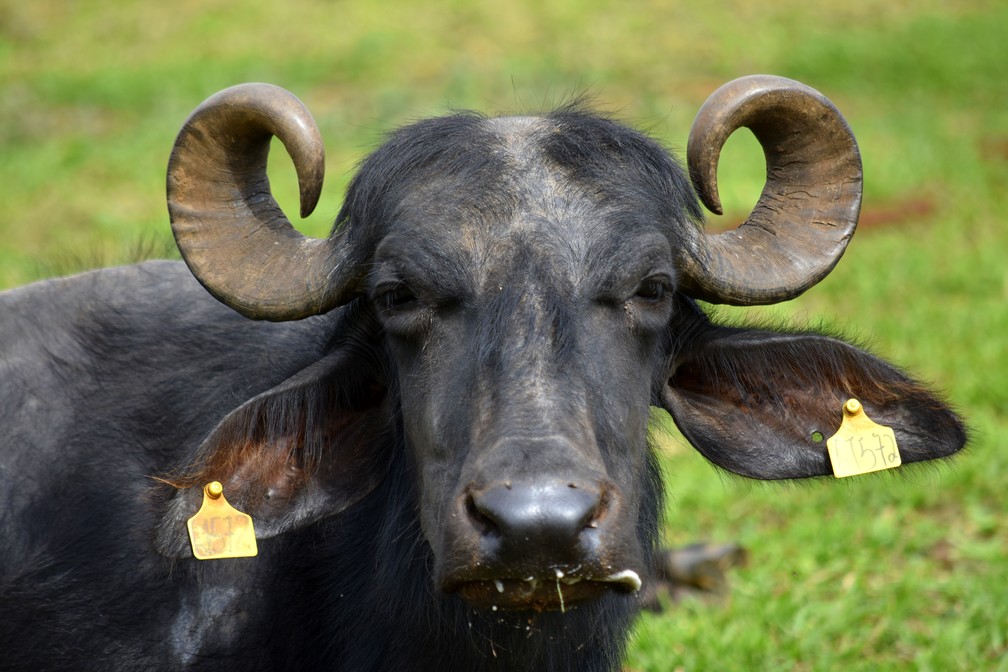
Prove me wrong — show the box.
[0,76,966,671]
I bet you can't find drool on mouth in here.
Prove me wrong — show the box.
[451,570,642,613]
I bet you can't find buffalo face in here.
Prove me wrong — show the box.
[367,124,689,606]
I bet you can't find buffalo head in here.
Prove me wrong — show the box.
[156,78,964,613]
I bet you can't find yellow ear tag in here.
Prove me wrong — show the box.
[826,399,902,478]
[186,481,258,560]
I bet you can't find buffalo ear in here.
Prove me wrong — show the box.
[155,348,393,558]
[660,326,967,480]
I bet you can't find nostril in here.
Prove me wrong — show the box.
[565,481,609,531]
[572,489,600,531]
[586,485,613,530]
[465,491,501,538]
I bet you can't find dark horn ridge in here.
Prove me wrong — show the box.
[680,75,863,306]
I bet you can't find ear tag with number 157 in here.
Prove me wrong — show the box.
[826,399,902,478]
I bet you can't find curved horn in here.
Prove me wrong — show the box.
[167,83,360,320]
[679,75,862,305]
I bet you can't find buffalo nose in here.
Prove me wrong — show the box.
[468,481,606,562]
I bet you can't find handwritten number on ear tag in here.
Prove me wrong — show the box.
[826,399,902,478]
[187,481,258,560]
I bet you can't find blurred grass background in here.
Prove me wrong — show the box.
[1,1,1005,669]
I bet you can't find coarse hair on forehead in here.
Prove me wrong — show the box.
[332,105,703,246]
[333,112,504,237]
[541,107,704,229]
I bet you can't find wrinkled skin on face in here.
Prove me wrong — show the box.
[369,116,685,609]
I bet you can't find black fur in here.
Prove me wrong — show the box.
[0,107,965,671]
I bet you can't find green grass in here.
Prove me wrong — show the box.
[2,1,1006,669]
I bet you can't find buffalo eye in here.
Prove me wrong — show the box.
[373,281,437,339]
[378,284,419,311]
[634,276,671,302]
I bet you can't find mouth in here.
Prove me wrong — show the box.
[449,569,643,612]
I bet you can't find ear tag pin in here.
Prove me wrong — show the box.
[187,481,258,560]
[826,399,902,478]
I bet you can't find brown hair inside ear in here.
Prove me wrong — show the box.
[154,389,395,559]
